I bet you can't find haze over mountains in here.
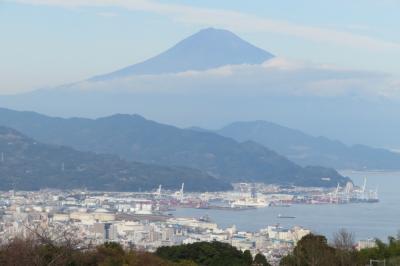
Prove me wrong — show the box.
[0,108,348,188]
[0,126,229,192]
[217,121,400,170]
[0,27,399,149]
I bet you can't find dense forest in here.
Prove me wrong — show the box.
[2,229,400,266]
[0,238,269,266]
[280,231,400,266]
[156,241,270,266]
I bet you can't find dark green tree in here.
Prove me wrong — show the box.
[280,234,337,266]
[156,241,253,266]
[253,253,271,266]
[243,250,253,265]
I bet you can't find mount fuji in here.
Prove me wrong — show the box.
[91,28,274,81]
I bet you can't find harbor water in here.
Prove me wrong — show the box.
[172,171,400,241]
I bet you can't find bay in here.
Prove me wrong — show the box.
[172,171,400,241]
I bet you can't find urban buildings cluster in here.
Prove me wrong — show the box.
[0,181,378,265]
[0,188,311,264]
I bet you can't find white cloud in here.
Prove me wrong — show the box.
[11,0,400,52]
[97,12,118,18]
[72,58,400,100]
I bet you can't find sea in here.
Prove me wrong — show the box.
[172,171,400,241]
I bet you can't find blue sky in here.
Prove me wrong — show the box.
[1,0,399,94]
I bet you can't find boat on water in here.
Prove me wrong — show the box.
[277,214,296,219]
[271,202,291,207]
[230,198,269,208]
[198,215,211,222]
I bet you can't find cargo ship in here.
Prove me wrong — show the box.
[277,214,296,219]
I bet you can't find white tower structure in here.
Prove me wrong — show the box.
[180,183,184,201]
[335,183,340,197]
[362,177,367,193]
[156,185,162,198]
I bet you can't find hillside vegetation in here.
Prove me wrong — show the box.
[0,126,231,191]
[0,108,349,187]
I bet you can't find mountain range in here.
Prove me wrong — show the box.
[0,126,230,192]
[216,121,400,170]
[0,108,348,188]
[0,28,399,149]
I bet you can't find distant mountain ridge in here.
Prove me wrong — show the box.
[0,29,400,149]
[0,28,399,150]
[91,28,274,81]
[217,120,400,170]
[0,108,348,187]
[0,126,231,191]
